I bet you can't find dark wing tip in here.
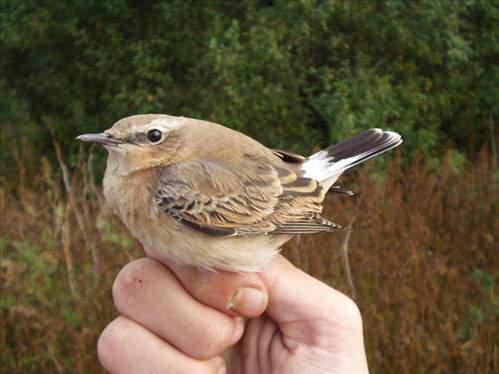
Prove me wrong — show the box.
[271,148,307,163]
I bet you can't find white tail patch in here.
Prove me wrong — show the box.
[301,150,337,182]
[301,129,402,183]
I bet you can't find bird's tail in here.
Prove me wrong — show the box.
[301,128,402,187]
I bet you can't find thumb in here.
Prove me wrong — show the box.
[259,255,364,348]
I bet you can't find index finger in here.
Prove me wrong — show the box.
[166,260,269,318]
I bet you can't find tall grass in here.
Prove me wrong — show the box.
[1,145,497,373]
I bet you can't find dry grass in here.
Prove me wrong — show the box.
[1,146,497,373]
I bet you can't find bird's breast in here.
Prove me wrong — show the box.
[103,168,161,243]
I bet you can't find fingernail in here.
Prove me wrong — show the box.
[226,287,266,317]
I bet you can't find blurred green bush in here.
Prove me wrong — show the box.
[1,0,498,171]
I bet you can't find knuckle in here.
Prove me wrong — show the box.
[112,258,158,309]
[190,322,233,359]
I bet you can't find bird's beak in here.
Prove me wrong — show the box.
[76,133,124,146]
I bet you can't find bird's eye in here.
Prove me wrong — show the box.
[147,129,163,143]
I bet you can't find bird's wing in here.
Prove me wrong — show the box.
[154,158,339,237]
[270,148,306,164]
[268,166,342,233]
[154,159,282,236]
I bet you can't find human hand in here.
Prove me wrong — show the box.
[97,255,369,373]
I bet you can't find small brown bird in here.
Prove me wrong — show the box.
[78,114,402,271]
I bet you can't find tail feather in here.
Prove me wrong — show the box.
[302,128,402,184]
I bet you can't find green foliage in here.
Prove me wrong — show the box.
[1,0,498,170]
[98,216,134,250]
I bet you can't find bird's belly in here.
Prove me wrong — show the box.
[142,216,291,272]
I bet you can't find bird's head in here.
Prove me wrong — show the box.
[77,114,186,175]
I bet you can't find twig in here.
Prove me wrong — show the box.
[61,204,78,298]
[87,147,106,209]
[51,130,86,235]
[47,344,64,374]
[341,214,357,300]
[50,129,100,273]
[10,143,25,191]
[340,195,364,300]
[489,114,497,168]
[79,145,100,273]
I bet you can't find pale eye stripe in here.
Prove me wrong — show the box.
[147,118,182,131]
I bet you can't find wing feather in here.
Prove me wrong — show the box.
[154,157,339,237]
[155,160,281,236]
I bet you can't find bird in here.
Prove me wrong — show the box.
[77,114,402,272]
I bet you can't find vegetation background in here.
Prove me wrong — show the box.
[1,0,497,372]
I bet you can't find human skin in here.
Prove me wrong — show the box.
[97,255,369,373]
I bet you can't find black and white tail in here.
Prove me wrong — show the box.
[302,128,402,188]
